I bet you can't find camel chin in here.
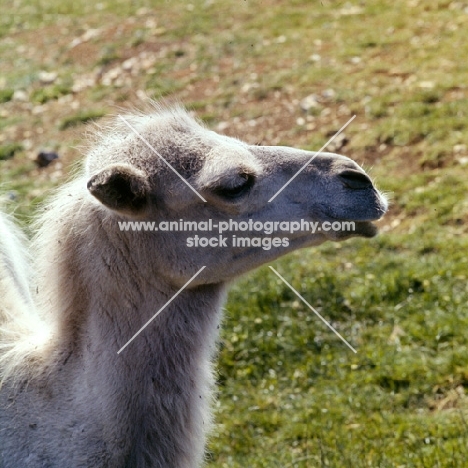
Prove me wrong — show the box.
[320,220,379,241]
[348,221,379,239]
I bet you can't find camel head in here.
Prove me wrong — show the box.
[86,106,387,285]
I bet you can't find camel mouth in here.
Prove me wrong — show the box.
[317,215,380,240]
[320,207,385,223]
[319,201,388,226]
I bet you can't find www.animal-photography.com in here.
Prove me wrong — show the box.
[1,1,467,467]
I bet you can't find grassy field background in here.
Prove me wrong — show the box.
[2,0,468,466]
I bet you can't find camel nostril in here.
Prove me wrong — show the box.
[338,169,373,190]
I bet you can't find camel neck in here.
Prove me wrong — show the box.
[79,279,225,467]
[34,207,226,467]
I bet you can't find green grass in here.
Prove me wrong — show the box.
[1,0,468,466]
[0,89,13,103]
[0,143,23,161]
[58,109,106,130]
[212,235,468,466]
[31,83,73,104]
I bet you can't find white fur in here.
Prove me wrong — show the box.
[0,105,387,467]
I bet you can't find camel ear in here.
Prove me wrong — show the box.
[87,164,150,215]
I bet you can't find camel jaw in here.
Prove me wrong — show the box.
[349,221,379,238]
[315,205,386,240]
[311,219,377,241]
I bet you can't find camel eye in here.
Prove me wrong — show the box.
[213,173,255,200]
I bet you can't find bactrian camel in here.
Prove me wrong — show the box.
[0,105,387,467]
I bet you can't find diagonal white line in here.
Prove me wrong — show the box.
[118,115,207,202]
[268,115,356,203]
[117,266,206,354]
[268,266,357,353]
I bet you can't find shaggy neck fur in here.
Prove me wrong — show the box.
[0,188,224,468]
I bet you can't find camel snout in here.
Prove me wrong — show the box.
[338,169,373,190]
